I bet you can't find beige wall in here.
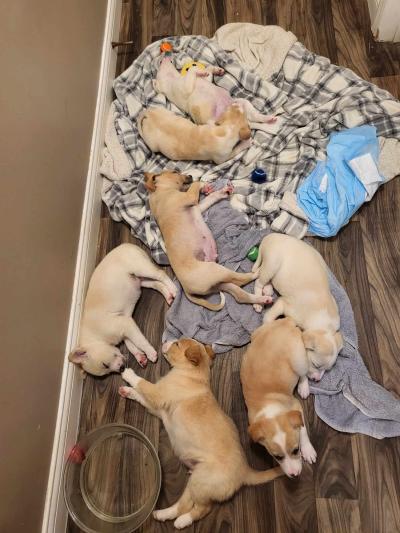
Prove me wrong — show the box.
[0,1,107,531]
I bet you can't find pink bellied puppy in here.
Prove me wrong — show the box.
[154,56,277,126]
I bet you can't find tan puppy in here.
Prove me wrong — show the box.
[253,233,343,390]
[119,338,282,529]
[68,244,176,376]
[241,318,317,478]
[138,103,251,165]
[145,171,272,311]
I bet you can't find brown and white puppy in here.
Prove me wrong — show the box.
[241,318,317,478]
[68,244,176,376]
[145,171,272,311]
[253,233,343,389]
[119,339,282,529]
[138,104,251,165]
[154,56,277,126]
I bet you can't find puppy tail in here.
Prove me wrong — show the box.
[244,466,283,486]
[185,291,226,311]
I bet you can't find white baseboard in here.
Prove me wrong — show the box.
[367,0,380,24]
[370,0,400,42]
[41,1,122,531]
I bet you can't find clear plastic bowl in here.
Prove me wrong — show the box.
[63,423,161,533]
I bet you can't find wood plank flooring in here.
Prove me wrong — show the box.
[70,1,400,531]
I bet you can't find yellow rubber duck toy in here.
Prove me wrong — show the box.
[181,61,206,76]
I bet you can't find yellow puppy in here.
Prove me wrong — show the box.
[241,318,317,478]
[119,339,282,529]
[138,103,251,164]
[145,171,272,311]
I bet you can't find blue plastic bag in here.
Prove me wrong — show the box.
[297,126,384,237]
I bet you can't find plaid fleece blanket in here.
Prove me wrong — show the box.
[101,33,400,265]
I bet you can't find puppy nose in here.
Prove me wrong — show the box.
[185,174,193,183]
[120,365,125,373]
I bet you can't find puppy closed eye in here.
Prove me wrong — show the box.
[292,447,300,455]
[102,363,110,369]
[273,454,284,462]
[312,361,322,369]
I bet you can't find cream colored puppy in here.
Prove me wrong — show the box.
[253,233,343,392]
[68,244,176,376]
[241,318,317,478]
[145,171,272,311]
[154,56,276,126]
[119,338,282,529]
[138,104,251,165]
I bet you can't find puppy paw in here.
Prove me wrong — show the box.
[153,508,174,522]
[201,183,215,195]
[122,368,140,387]
[223,181,234,195]
[262,283,274,297]
[256,295,273,305]
[253,303,263,313]
[297,379,310,399]
[216,185,234,198]
[195,70,209,78]
[146,348,158,363]
[119,385,133,399]
[213,67,225,76]
[166,292,175,305]
[263,115,277,123]
[301,441,317,464]
[162,340,173,354]
[174,514,193,529]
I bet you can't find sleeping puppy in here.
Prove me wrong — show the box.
[119,338,282,528]
[68,243,176,376]
[145,171,272,311]
[241,317,317,477]
[253,233,343,395]
[138,103,251,165]
[154,56,277,126]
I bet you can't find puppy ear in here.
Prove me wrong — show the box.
[204,344,215,360]
[68,347,87,365]
[248,420,265,442]
[287,410,304,429]
[302,330,316,351]
[335,331,343,352]
[144,172,157,191]
[184,344,202,366]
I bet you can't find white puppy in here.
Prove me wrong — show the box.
[253,234,343,397]
[154,56,276,126]
[68,243,176,376]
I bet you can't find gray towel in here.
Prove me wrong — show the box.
[162,185,400,439]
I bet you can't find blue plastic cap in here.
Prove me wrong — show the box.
[251,168,267,183]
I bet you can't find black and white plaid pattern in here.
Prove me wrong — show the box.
[102,36,400,265]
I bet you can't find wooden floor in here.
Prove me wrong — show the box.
[70,1,400,532]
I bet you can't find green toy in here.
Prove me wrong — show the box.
[247,245,259,262]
